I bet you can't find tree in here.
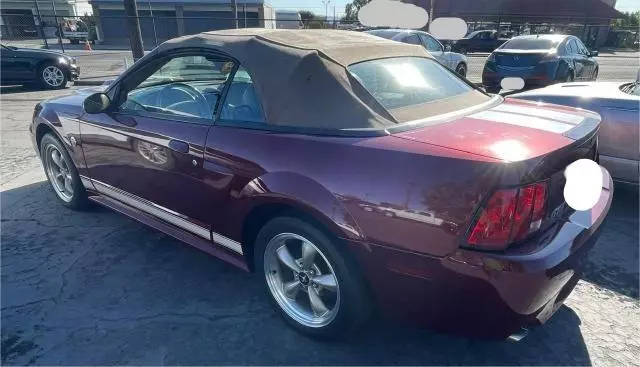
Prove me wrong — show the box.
[299,10,316,28]
[343,0,371,22]
[612,11,640,28]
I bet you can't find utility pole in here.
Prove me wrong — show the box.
[147,0,158,47]
[123,0,144,61]
[333,5,336,29]
[428,0,435,31]
[322,0,330,27]
[232,0,238,28]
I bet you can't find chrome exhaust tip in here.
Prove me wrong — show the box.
[507,327,529,342]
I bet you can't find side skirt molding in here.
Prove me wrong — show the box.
[82,175,243,255]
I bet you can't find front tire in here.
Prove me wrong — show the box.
[255,216,371,339]
[40,133,88,210]
[39,62,68,89]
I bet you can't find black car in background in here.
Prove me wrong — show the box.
[451,30,511,54]
[482,34,599,93]
[0,44,79,89]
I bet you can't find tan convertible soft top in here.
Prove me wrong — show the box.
[155,29,487,129]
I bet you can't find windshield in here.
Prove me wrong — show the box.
[621,82,640,96]
[500,38,561,50]
[348,57,476,110]
[366,30,402,40]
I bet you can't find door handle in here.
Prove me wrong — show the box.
[168,139,189,154]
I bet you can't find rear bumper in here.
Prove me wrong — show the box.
[346,167,613,339]
[482,63,561,90]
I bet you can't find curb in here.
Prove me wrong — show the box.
[74,80,109,86]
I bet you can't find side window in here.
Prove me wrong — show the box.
[576,39,589,55]
[421,34,442,53]
[220,66,265,123]
[403,34,421,45]
[122,55,234,121]
[476,32,489,40]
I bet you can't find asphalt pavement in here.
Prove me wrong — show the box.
[1,86,639,365]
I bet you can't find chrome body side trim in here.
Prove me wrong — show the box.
[79,175,93,189]
[89,178,243,254]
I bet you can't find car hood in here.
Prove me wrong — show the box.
[512,82,635,101]
[41,87,104,117]
[15,48,72,59]
[393,97,600,162]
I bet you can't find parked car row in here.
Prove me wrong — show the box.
[29,29,620,343]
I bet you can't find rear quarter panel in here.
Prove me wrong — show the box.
[204,126,506,258]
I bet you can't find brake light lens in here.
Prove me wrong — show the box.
[467,182,548,251]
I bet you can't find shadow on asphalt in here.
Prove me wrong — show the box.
[0,85,37,94]
[2,182,637,365]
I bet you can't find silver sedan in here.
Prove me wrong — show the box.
[511,77,640,186]
[364,29,469,77]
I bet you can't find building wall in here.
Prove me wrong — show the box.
[91,1,268,44]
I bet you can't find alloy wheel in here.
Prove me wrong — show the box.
[44,144,74,202]
[264,233,340,328]
[42,66,65,87]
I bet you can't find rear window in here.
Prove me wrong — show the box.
[348,57,474,110]
[501,38,561,50]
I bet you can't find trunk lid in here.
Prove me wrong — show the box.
[394,97,599,163]
[394,97,600,245]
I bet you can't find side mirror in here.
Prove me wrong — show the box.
[444,44,452,51]
[83,92,111,114]
[589,50,599,57]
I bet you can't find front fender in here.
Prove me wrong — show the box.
[237,172,364,240]
[34,103,87,173]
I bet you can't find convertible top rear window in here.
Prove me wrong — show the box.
[348,57,476,110]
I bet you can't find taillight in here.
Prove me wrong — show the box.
[467,182,548,251]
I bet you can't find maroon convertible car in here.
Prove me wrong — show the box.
[31,29,613,340]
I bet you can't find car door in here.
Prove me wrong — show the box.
[0,45,29,82]
[566,38,588,80]
[575,38,596,79]
[419,33,449,67]
[473,31,492,52]
[80,52,234,234]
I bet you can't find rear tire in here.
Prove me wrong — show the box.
[40,133,89,210]
[455,63,467,78]
[255,216,372,340]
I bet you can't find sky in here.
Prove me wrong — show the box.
[266,0,640,17]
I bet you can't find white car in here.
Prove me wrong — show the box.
[365,29,469,77]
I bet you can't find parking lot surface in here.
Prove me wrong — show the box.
[1,86,639,365]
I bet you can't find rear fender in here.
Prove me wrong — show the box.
[236,171,364,241]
